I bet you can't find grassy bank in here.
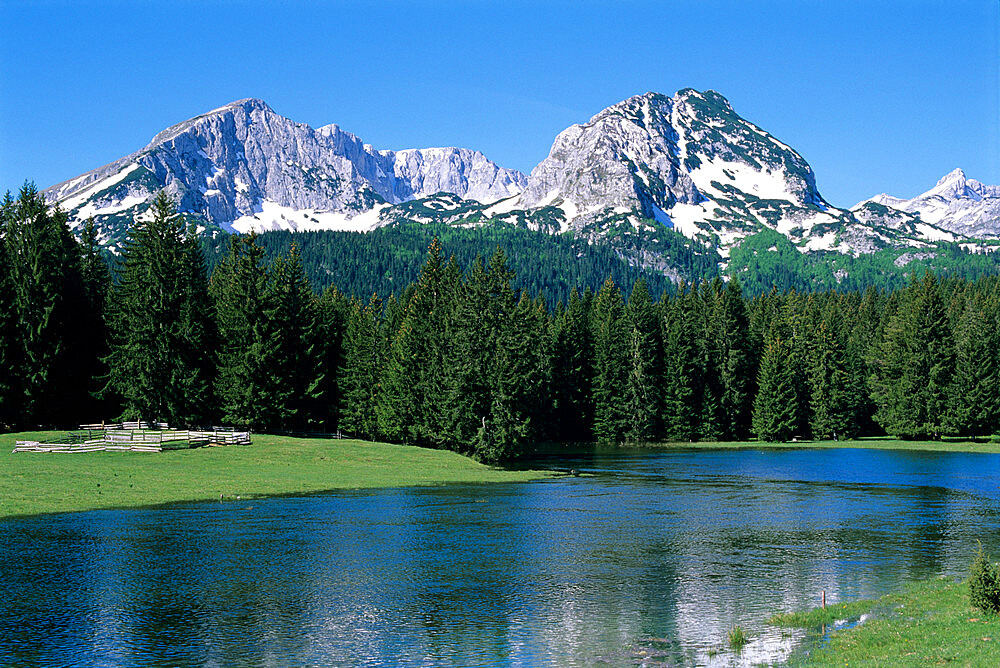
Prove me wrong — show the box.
[642,436,1000,455]
[0,432,554,519]
[769,577,1000,666]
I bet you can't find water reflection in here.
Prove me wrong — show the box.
[2,448,999,666]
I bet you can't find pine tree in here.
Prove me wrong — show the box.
[661,284,701,441]
[948,292,1000,438]
[752,335,798,442]
[77,219,114,420]
[870,273,955,439]
[377,239,458,446]
[263,243,324,430]
[591,277,629,442]
[475,291,550,462]
[624,278,662,442]
[441,251,515,451]
[210,233,273,430]
[316,285,351,431]
[0,193,18,427]
[105,190,214,427]
[551,287,595,441]
[702,278,755,439]
[697,280,725,440]
[1,184,92,427]
[338,295,383,439]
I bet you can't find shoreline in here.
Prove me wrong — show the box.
[523,436,1000,458]
[767,576,1000,665]
[0,432,556,520]
[4,433,1000,519]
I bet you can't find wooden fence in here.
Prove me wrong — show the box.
[13,428,251,453]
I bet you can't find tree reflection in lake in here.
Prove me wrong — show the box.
[2,447,999,667]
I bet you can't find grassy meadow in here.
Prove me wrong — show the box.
[0,432,554,519]
[769,577,1000,666]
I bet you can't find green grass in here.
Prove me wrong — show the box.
[727,625,750,649]
[0,432,554,519]
[769,577,1000,666]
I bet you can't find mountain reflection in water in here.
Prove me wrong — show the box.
[2,447,999,667]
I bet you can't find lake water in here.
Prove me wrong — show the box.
[3,447,1000,666]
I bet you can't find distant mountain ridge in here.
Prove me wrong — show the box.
[46,98,526,243]
[854,168,1000,239]
[44,91,999,270]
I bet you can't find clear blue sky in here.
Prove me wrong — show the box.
[1,0,997,207]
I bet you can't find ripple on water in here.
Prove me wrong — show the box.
[2,447,999,666]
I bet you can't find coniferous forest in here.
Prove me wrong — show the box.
[4,185,1000,463]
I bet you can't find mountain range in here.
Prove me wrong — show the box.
[43,90,1000,274]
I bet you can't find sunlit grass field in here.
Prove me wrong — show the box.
[0,432,554,519]
[770,577,1000,666]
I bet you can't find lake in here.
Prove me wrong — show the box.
[3,447,999,666]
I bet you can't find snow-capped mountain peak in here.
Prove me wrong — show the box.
[45,99,527,243]
[855,169,1000,237]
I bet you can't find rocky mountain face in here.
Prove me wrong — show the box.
[45,98,526,245]
[510,89,976,257]
[44,91,997,268]
[854,168,1000,239]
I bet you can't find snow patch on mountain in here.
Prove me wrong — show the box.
[855,169,1000,238]
[231,200,391,233]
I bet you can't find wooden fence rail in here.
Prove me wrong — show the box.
[13,428,251,453]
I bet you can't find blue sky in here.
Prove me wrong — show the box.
[1,0,997,207]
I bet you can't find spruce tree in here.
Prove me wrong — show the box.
[105,190,214,427]
[752,335,798,442]
[316,285,351,431]
[661,284,701,441]
[551,288,595,442]
[870,273,955,439]
[591,277,629,442]
[702,278,754,439]
[377,239,458,446]
[263,243,324,430]
[624,278,662,442]
[948,292,1000,438]
[77,219,114,420]
[338,295,383,439]
[210,233,273,430]
[0,193,18,427]
[441,251,515,451]
[475,291,551,462]
[1,184,92,427]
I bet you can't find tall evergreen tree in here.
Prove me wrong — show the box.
[551,287,595,442]
[661,284,702,441]
[475,291,551,462]
[77,219,115,420]
[591,277,629,442]
[316,285,351,431]
[706,278,755,439]
[210,233,273,430]
[947,291,1000,438]
[752,334,798,442]
[1,184,92,427]
[377,239,458,446]
[807,306,856,440]
[105,190,214,427]
[441,251,515,451]
[264,243,324,430]
[0,193,18,427]
[624,278,662,441]
[870,272,955,439]
[338,294,383,439]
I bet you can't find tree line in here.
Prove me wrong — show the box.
[3,186,1000,462]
